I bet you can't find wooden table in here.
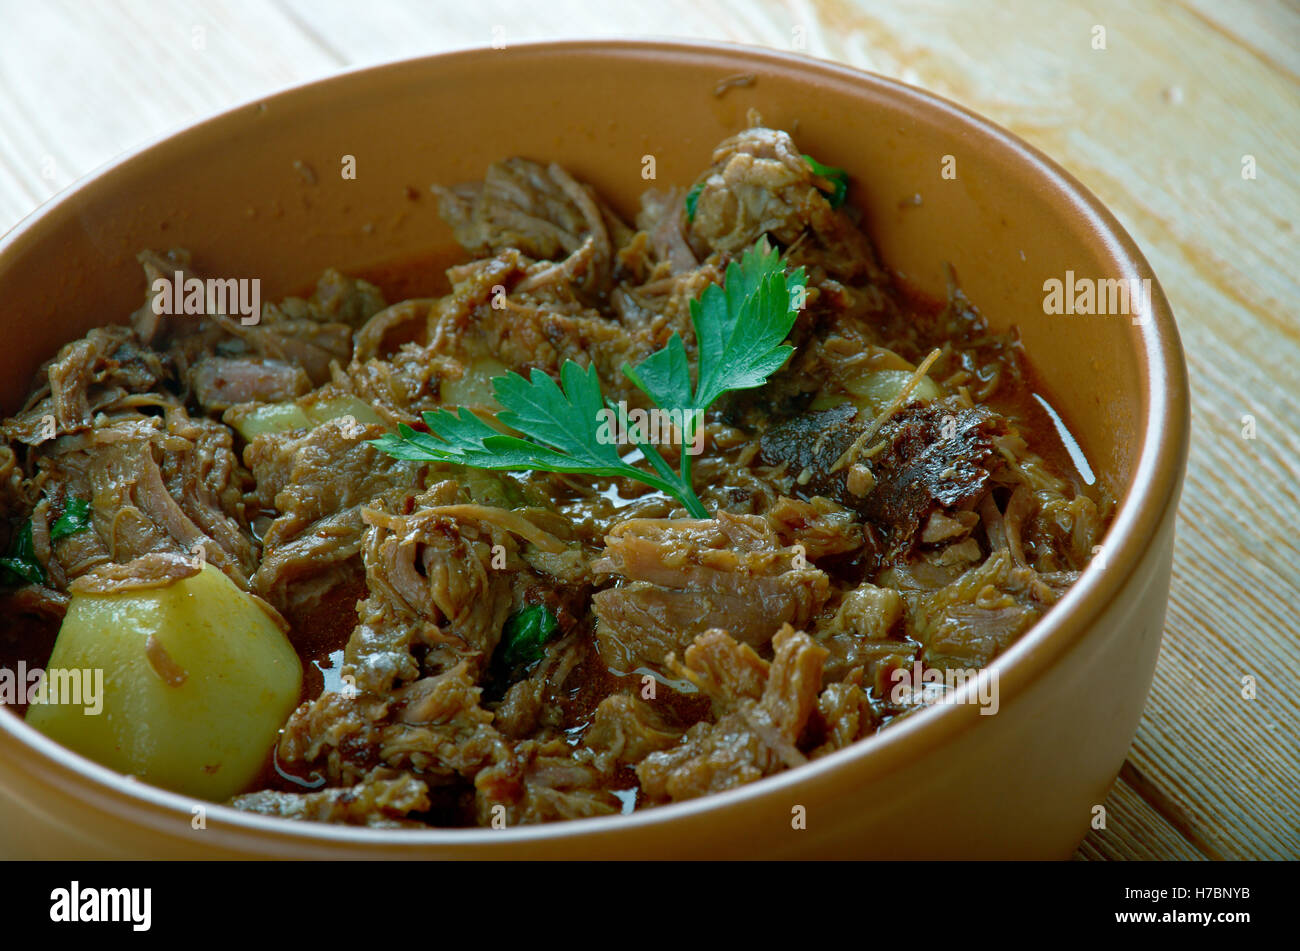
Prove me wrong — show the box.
[1,0,1295,860]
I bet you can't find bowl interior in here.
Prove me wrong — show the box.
[0,41,1180,855]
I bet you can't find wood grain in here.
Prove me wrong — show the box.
[0,0,1295,859]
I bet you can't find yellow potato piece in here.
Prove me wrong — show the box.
[224,390,384,442]
[225,400,313,440]
[842,369,942,414]
[440,355,507,411]
[25,564,302,801]
[300,391,385,428]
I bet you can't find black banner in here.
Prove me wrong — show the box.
[5,859,1281,937]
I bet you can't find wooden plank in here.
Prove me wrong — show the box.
[1181,0,1300,84]
[0,0,339,230]
[1077,770,1208,861]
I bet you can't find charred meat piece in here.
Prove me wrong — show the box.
[759,396,1007,560]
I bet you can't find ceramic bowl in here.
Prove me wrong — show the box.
[0,39,1189,858]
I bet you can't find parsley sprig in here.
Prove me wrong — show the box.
[497,603,559,670]
[370,238,806,518]
[1,496,93,587]
[0,520,44,586]
[51,497,93,540]
[621,238,805,508]
[802,155,849,209]
[685,182,704,222]
[372,360,707,514]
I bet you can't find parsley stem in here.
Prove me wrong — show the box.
[677,484,708,519]
[679,414,696,510]
[631,431,708,518]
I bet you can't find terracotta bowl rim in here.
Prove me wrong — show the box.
[0,37,1190,852]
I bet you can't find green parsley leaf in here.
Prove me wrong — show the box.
[50,497,93,541]
[370,239,806,520]
[496,603,559,669]
[368,361,709,517]
[0,519,46,586]
[623,237,806,412]
[803,154,849,209]
[685,181,704,222]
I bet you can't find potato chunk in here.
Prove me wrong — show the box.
[440,355,507,411]
[26,564,302,801]
[842,369,941,414]
[224,389,384,442]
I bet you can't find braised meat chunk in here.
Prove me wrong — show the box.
[592,513,830,672]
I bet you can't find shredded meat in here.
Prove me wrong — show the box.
[67,551,201,594]
[473,739,621,825]
[687,121,884,283]
[585,693,683,764]
[591,513,830,672]
[433,157,631,302]
[636,626,828,801]
[229,768,431,828]
[15,406,257,590]
[244,413,427,616]
[0,117,1110,830]
[2,326,168,445]
[190,357,311,412]
[912,550,1076,669]
[346,482,515,691]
